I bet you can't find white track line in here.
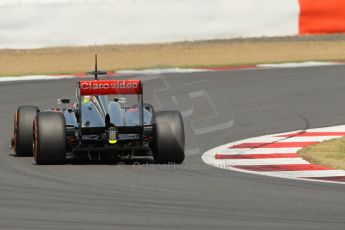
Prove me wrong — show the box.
[263,170,345,178]
[218,148,302,154]
[257,62,343,68]
[0,75,75,82]
[208,158,309,166]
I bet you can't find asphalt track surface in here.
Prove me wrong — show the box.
[1,66,345,229]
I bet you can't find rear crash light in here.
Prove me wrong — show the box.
[108,127,118,144]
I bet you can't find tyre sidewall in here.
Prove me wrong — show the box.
[34,112,66,165]
[15,105,39,156]
[153,111,185,164]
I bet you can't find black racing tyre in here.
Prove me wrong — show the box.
[152,111,185,164]
[34,112,66,165]
[13,105,39,156]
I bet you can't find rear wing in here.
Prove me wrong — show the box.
[79,80,142,95]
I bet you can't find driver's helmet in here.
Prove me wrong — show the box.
[82,95,93,103]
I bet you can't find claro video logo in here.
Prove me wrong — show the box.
[79,80,142,95]
[80,81,139,90]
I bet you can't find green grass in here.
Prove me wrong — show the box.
[298,137,345,170]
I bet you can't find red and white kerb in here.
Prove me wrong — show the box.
[202,125,345,184]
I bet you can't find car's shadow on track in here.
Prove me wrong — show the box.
[65,156,155,165]
[8,153,159,166]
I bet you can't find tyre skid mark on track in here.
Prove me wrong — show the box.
[202,125,345,184]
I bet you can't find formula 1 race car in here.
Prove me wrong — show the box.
[10,68,185,165]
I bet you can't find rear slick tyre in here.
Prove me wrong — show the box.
[14,105,39,156]
[34,112,66,165]
[152,111,185,164]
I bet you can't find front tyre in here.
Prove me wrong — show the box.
[34,112,66,165]
[152,111,185,164]
[13,105,39,156]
